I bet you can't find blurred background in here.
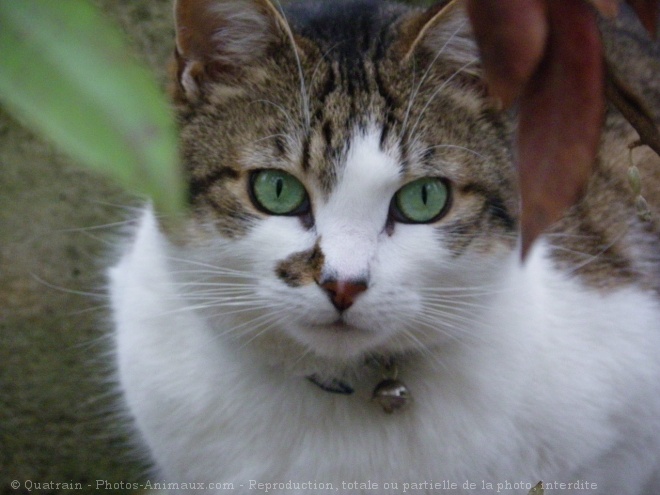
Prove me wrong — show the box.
[0,0,432,494]
[1,2,173,493]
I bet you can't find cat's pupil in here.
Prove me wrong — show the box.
[421,184,429,205]
[275,178,284,198]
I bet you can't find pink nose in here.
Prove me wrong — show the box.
[319,279,368,312]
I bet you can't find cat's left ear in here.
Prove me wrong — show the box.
[395,0,480,77]
[172,0,296,102]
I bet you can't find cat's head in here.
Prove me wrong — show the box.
[170,0,518,361]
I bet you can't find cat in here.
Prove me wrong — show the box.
[109,0,660,493]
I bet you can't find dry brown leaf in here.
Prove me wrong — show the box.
[468,0,659,258]
[466,0,548,108]
[469,0,605,258]
[517,0,605,257]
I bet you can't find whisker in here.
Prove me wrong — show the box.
[418,285,507,296]
[253,133,291,145]
[272,0,311,131]
[167,270,258,281]
[420,305,491,322]
[238,311,292,349]
[174,290,255,299]
[401,21,468,137]
[413,312,485,341]
[52,219,137,234]
[169,280,257,290]
[30,273,108,299]
[215,307,290,340]
[164,256,254,277]
[417,144,487,161]
[142,299,274,320]
[423,297,498,311]
[250,99,297,129]
[409,57,478,139]
[309,42,342,88]
[546,228,629,277]
[409,314,467,344]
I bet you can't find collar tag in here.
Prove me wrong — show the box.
[306,374,355,395]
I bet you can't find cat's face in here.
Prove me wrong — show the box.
[172,0,518,361]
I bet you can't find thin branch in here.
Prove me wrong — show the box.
[605,61,660,157]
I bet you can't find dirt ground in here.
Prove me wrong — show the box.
[1,1,173,493]
[0,1,432,494]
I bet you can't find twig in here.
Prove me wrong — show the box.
[605,61,660,157]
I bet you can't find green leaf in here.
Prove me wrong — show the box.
[0,0,184,216]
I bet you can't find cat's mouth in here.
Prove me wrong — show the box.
[310,319,361,333]
[293,317,385,359]
[323,313,375,334]
[329,317,353,330]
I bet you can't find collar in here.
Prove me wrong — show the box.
[305,357,412,413]
[306,374,354,395]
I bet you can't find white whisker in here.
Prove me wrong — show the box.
[30,273,107,299]
[216,307,290,340]
[272,0,311,131]
[309,42,342,89]
[418,144,487,161]
[253,133,291,145]
[250,99,297,129]
[401,21,468,137]
[409,57,478,139]
[239,311,292,348]
[164,256,254,277]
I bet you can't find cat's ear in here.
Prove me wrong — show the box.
[395,0,479,77]
[173,0,294,101]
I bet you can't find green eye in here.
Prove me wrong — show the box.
[250,169,308,215]
[393,178,449,223]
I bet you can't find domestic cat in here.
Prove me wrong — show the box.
[109,0,660,493]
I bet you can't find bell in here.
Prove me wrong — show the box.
[372,378,411,413]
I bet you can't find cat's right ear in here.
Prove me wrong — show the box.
[173,0,293,102]
[394,0,480,78]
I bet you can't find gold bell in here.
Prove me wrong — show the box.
[371,358,411,413]
[372,378,411,413]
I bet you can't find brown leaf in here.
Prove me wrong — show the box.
[466,0,548,108]
[517,0,605,258]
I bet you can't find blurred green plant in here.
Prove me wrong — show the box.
[0,0,185,216]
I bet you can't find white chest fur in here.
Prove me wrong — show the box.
[110,210,660,494]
